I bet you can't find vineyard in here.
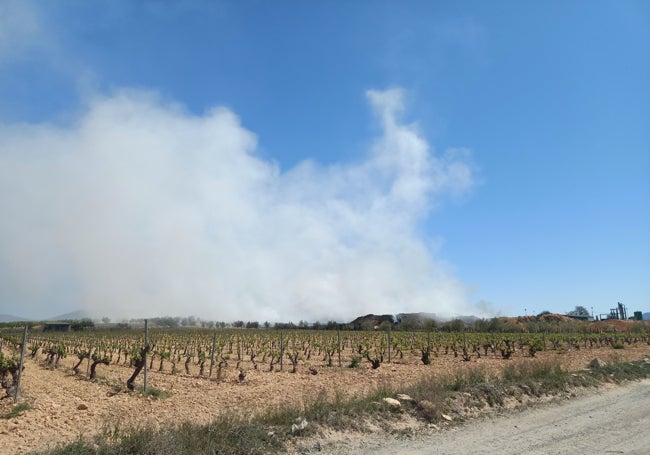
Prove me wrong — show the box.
[3,323,650,392]
[1,322,650,454]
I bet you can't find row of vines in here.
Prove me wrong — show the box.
[2,326,649,392]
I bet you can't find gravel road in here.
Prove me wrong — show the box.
[350,379,650,455]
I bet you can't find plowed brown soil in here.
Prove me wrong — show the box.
[2,341,649,454]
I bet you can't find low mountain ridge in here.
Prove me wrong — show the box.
[47,310,94,321]
[0,314,29,323]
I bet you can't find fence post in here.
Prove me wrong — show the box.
[387,325,391,364]
[86,343,92,379]
[337,327,341,367]
[143,319,148,392]
[209,332,217,378]
[279,331,284,371]
[14,325,28,403]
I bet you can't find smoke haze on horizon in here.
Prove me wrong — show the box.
[0,87,479,322]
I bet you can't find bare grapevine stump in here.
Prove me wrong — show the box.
[72,351,89,375]
[90,356,110,380]
[127,346,151,391]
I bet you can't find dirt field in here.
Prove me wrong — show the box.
[2,341,649,454]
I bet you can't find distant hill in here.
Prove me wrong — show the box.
[644,312,650,321]
[349,313,394,329]
[0,314,29,323]
[349,312,479,330]
[47,310,93,321]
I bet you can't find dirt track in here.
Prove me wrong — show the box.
[347,379,650,455]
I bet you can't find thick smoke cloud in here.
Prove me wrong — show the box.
[0,88,475,322]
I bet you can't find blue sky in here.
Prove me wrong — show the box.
[0,1,648,321]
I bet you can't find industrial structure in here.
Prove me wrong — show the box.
[608,302,627,320]
[597,302,645,321]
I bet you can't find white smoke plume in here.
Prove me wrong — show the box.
[0,88,475,322]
